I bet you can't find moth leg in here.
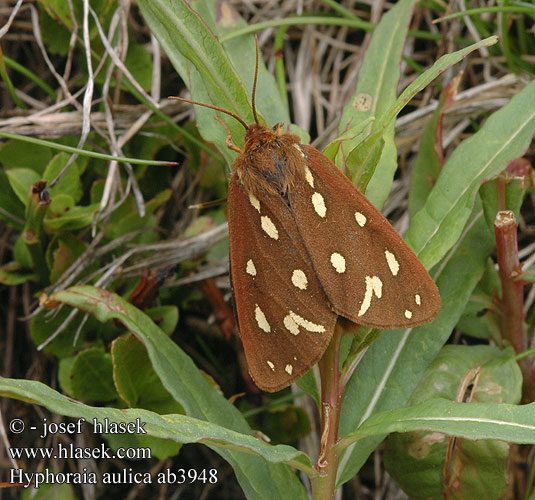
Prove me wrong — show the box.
[214,116,242,153]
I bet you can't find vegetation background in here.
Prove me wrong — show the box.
[0,0,534,499]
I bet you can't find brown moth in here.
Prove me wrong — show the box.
[173,45,441,392]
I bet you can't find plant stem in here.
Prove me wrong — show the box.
[23,181,51,284]
[311,321,344,500]
[494,210,535,401]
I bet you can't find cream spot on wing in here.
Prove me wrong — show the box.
[330,252,346,273]
[293,356,297,361]
[405,309,413,319]
[355,212,367,227]
[304,166,314,187]
[255,304,271,332]
[291,269,308,290]
[249,193,260,212]
[293,143,305,157]
[415,294,421,306]
[283,314,300,335]
[312,192,326,217]
[358,276,383,317]
[246,259,256,277]
[284,311,326,335]
[267,360,275,371]
[261,216,279,240]
[385,250,400,276]
[285,364,293,375]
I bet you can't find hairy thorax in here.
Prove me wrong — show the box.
[233,123,307,201]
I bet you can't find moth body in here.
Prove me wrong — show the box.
[227,122,441,391]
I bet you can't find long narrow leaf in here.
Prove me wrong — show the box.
[337,208,496,485]
[338,0,419,207]
[0,378,315,475]
[49,286,308,500]
[406,79,535,269]
[338,398,535,449]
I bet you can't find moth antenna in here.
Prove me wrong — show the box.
[169,96,248,130]
[251,34,260,125]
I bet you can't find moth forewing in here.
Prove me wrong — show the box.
[291,145,441,329]
[228,173,337,392]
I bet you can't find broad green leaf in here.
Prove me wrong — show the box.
[46,233,87,283]
[21,482,76,500]
[5,168,40,206]
[111,335,183,460]
[30,307,84,358]
[0,139,52,172]
[323,117,374,161]
[0,169,26,227]
[337,207,496,485]
[384,345,519,499]
[0,378,315,476]
[112,335,183,414]
[48,286,309,500]
[406,79,535,269]
[411,345,522,405]
[104,190,171,240]
[145,306,179,336]
[42,152,83,203]
[70,348,118,403]
[124,41,153,91]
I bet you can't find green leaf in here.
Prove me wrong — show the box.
[0,262,37,285]
[338,0,419,207]
[0,139,52,172]
[70,348,118,403]
[5,168,41,206]
[384,345,518,500]
[111,335,183,460]
[339,398,535,447]
[124,41,153,91]
[137,0,254,165]
[46,234,87,283]
[0,168,25,228]
[103,189,171,241]
[386,432,508,500]
[112,335,183,414]
[45,204,100,230]
[337,207,496,485]
[30,307,84,358]
[409,72,463,216]
[480,175,526,232]
[188,0,289,126]
[42,152,83,203]
[0,378,315,477]
[48,286,309,499]
[145,306,179,336]
[346,133,385,190]
[21,482,76,500]
[406,79,535,270]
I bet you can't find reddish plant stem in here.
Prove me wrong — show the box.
[494,210,535,401]
[312,321,345,500]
